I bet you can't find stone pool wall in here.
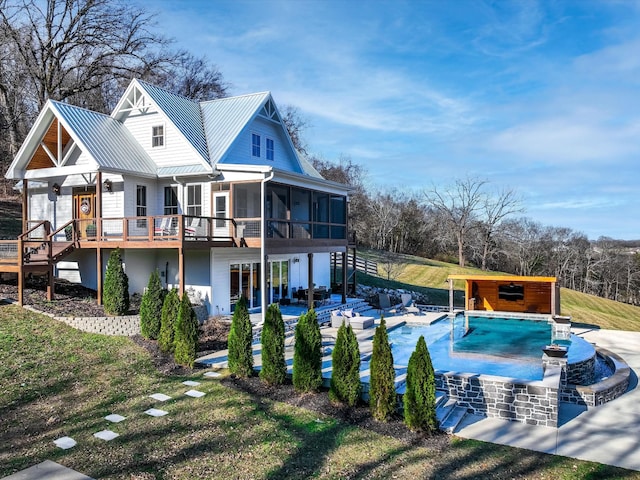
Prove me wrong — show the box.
[435,367,560,427]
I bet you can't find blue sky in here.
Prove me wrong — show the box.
[150,0,640,240]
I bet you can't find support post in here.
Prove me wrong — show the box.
[46,265,54,301]
[448,278,454,313]
[22,179,28,233]
[341,251,347,304]
[17,238,23,306]
[351,250,357,295]
[307,252,314,309]
[96,171,102,241]
[178,247,185,296]
[551,282,558,316]
[96,248,103,305]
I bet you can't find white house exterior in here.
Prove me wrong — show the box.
[3,79,351,318]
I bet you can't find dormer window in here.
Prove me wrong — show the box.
[252,133,260,157]
[152,125,164,147]
[266,138,274,161]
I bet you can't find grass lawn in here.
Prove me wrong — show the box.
[1,304,637,479]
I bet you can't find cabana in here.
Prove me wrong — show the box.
[446,275,560,316]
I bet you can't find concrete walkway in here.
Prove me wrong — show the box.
[455,328,640,471]
[0,461,93,480]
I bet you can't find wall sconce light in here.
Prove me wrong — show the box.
[103,179,113,192]
[51,183,61,196]
[293,257,300,263]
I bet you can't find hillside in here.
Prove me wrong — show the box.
[358,249,640,332]
[0,198,21,240]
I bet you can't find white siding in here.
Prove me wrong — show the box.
[210,248,261,315]
[58,249,98,290]
[123,110,204,168]
[222,117,302,173]
[29,187,73,230]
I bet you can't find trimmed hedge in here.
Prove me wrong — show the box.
[259,303,286,385]
[227,296,254,377]
[140,269,164,339]
[173,292,198,368]
[404,335,438,432]
[329,321,361,406]
[158,288,179,353]
[369,315,396,421]
[293,309,322,392]
[103,247,129,316]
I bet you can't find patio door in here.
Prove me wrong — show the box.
[268,260,289,304]
[74,189,96,240]
[213,192,230,237]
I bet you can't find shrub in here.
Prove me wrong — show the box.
[227,296,254,377]
[292,309,322,392]
[329,321,361,406]
[158,288,179,353]
[173,292,199,368]
[259,303,286,385]
[369,315,396,421]
[140,269,164,339]
[404,335,438,432]
[103,247,129,315]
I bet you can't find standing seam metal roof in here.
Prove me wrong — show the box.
[136,80,210,162]
[51,101,156,176]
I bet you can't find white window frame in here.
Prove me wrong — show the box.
[266,137,274,161]
[164,185,179,215]
[186,184,202,217]
[136,185,147,228]
[251,133,261,157]
[152,124,165,148]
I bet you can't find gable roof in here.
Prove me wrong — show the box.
[6,100,156,179]
[200,92,271,164]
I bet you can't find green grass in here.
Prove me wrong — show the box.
[358,249,640,331]
[1,304,638,479]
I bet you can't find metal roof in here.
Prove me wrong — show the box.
[200,92,270,165]
[52,101,156,176]
[157,164,212,177]
[136,80,210,162]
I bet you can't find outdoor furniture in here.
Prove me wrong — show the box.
[400,293,421,315]
[331,309,374,330]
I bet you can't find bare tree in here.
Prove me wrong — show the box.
[424,177,486,267]
[281,104,309,155]
[379,251,406,281]
[477,188,522,270]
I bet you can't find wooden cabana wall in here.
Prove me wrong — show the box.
[447,275,559,316]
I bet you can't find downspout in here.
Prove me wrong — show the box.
[260,168,275,323]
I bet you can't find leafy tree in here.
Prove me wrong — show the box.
[103,247,129,315]
[259,303,286,385]
[369,316,396,421]
[329,321,361,406]
[139,269,164,339]
[404,335,438,433]
[173,292,198,368]
[158,288,179,353]
[227,296,253,377]
[292,309,322,392]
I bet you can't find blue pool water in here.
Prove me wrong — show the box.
[388,315,559,381]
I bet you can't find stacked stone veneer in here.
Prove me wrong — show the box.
[436,368,561,427]
[560,347,630,407]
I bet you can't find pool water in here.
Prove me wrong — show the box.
[388,315,557,381]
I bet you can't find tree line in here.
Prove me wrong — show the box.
[312,159,640,307]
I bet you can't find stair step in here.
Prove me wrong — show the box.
[439,405,467,434]
[436,398,457,424]
[435,391,447,408]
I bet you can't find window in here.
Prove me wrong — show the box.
[266,138,274,161]
[152,125,164,147]
[252,133,261,157]
[136,185,147,228]
[164,186,178,215]
[186,184,202,216]
[498,284,525,302]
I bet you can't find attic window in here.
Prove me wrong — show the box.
[152,125,164,147]
[266,138,274,161]
[252,133,260,157]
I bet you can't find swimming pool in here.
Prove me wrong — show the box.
[388,314,588,381]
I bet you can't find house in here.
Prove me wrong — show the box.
[2,79,352,319]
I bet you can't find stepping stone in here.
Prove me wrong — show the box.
[203,371,221,378]
[53,436,77,449]
[182,380,201,387]
[104,414,126,423]
[149,393,172,402]
[93,430,119,441]
[145,408,168,417]
[184,389,205,398]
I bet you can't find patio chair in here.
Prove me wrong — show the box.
[400,293,421,315]
[154,217,172,236]
[185,217,200,236]
[378,293,393,313]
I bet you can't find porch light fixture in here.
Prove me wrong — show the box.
[293,257,300,263]
[51,183,61,196]
[103,179,113,192]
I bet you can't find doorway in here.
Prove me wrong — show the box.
[73,188,96,240]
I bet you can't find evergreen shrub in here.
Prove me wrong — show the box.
[404,335,438,432]
[173,292,199,368]
[227,296,254,377]
[158,288,179,353]
[292,309,322,392]
[369,315,396,421]
[140,269,164,339]
[259,303,286,385]
[329,321,361,406]
[103,247,129,315]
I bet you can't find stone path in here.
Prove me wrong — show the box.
[1,370,221,480]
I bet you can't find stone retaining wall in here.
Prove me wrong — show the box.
[21,305,140,336]
[566,354,596,385]
[435,368,560,427]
